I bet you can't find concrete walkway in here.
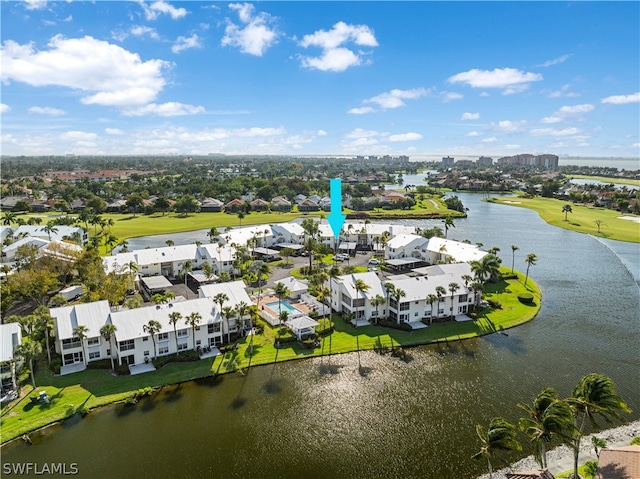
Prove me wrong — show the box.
[129,362,156,375]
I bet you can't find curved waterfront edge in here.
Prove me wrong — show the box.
[0,273,541,445]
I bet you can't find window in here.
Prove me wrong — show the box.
[399,302,410,311]
[177,342,188,351]
[414,312,418,316]
[438,309,444,315]
[341,292,352,306]
[158,346,169,355]
[106,349,111,356]
[208,323,221,334]
[177,330,188,338]
[143,337,148,342]
[87,337,100,346]
[459,294,468,303]
[353,298,365,308]
[119,340,135,352]
[157,333,169,342]
[196,340,201,346]
[389,298,398,309]
[62,338,81,350]
[88,351,100,360]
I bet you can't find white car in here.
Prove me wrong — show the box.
[368,258,380,265]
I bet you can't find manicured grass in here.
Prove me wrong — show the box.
[0,273,541,444]
[491,196,640,243]
[568,174,640,187]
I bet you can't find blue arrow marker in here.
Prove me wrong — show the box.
[327,178,346,238]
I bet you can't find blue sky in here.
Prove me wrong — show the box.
[1,1,639,158]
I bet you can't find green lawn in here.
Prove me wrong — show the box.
[491,196,639,243]
[1,272,540,444]
[568,174,640,187]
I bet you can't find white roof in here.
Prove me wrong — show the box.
[387,234,427,250]
[13,225,83,242]
[272,222,304,237]
[274,276,308,293]
[102,253,139,274]
[390,263,473,301]
[427,237,487,263]
[134,244,200,266]
[2,236,49,253]
[0,323,21,363]
[200,243,236,263]
[286,315,319,331]
[221,225,274,247]
[199,280,252,309]
[336,271,386,300]
[50,300,112,340]
[110,297,219,341]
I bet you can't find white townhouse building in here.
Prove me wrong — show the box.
[50,300,112,371]
[133,244,204,278]
[317,222,417,250]
[1,322,22,398]
[330,263,475,327]
[385,234,428,260]
[8,225,87,245]
[384,235,487,265]
[199,280,254,333]
[109,298,223,366]
[215,225,275,249]
[271,223,305,246]
[199,243,238,275]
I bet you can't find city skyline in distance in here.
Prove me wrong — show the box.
[1,1,638,158]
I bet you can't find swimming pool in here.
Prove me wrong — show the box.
[265,300,301,316]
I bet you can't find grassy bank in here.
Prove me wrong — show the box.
[567,174,640,187]
[1,272,541,444]
[489,196,639,243]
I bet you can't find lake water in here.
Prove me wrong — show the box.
[2,193,638,479]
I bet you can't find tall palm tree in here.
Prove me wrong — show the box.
[435,286,446,320]
[471,254,502,284]
[568,373,631,479]
[353,279,370,324]
[34,305,53,365]
[426,293,439,325]
[73,325,89,365]
[43,223,59,241]
[511,245,519,274]
[236,301,250,331]
[562,204,573,221]
[143,320,162,359]
[518,388,575,468]
[472,417,521,479]
[100,323,117,371]
[370,294,385,324]
[237,211,245,227]
[16,340,42,388]
[391,287,406,324]
[257,261,272,302]
[443,216,455,238]
[168,311,183,353]
[273,283,291,328]
[221,306,235,343]
[470,281,483,308]
[185,312,202,350]
[448,282,460,320]
[181,260,193,296]
[327,265,341,327]
[384,282,396,320]
[524,253,537,287]
[212,292,229,342]
[207,227,219,244]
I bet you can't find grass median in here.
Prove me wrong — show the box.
[1,272,540,444]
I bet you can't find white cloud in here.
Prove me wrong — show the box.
[317,130,327,136]
[465,131,481,137]
[365,88,429,110]
[1,35,171,107]
[172,34,201,53]
[130,26,160,40]
[496,120,526,132]
[441,91,463,102]
[504,144,520,150]
[631,142,640,148]
[481,137,498,143]
[60,130,98,141]
[601,92,640,104]
[122,102,205,117]
[538,54,572,67]
[461,112,480,120]
[541,104,594,124]
[345,128,379,140]
[548,84,580,98]
[298,21,377,72]
[221,3,279,57]
[530,127,581,136]
[448,68,542,94]
[24,0,47,10]
[138,0,187,21]
[0,103,10,113]
[347,106,376,115]
[388,132,422,142]
[28,106,66,116]
[105,128,125,135]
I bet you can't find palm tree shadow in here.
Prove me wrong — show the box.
[482,331,527,355]
[161,384,183,403]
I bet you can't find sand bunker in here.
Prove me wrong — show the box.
[502,200,521,204]
[617,215,640,223]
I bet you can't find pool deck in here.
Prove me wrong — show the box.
[257,294,311,326]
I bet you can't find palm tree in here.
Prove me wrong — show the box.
[99,323,117,371]
[524,253,537,287]
[472,417,521,479]
[207,227,219,244]
[353,279,370,325]
[327,265,340,328]
[104,234,119,255]
[73,325,89,365]
[391,287,406,324]
[43,223,59,241]
[212,292,229,342]
[273,283,291,329]
[143,320,162,359]
[237,211,245,227]
[426,293,439,325]
[470,281,483,308]
[443,216,455,238]
[34,305,53,365]
[236,301,250,331]
[568,373,631,479]
[435,286,446,320]
[257,261,272,302]
[202,262,215,283]
[562,204,573,221]
[168,311,183,353]
[221,306,235,343]
[185,312,202,350]
[166,239,175,247]
[518,388,575,468]
[384,282,396,320]
[181,260,193,296]
[471,254,502,284]
[511,245,519,274]
[370,294,385,324]
[448,282,460,320]
[16,340,42,388]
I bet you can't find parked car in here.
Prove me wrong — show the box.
[368,259,380,266]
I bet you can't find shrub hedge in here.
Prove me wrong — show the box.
[378,319,413,332]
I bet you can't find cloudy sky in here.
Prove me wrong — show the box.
[1,1,638,158]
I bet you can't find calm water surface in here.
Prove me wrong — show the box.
[3,193,639,479]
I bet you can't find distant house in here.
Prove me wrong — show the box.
[224,198,245,213]
[271,196,292,212]
[298,198,319,212]
[595,446,640,479]
[285,315,319,340]
[1,323,22,399]
[200,198,224,213]
[250,198,269,212]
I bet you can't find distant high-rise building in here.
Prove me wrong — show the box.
[442,156,455,166]
[477,156,493,166]
[496,153,558,169]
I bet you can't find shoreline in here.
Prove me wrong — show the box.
[1,274,542,445]
[476,420,640,479]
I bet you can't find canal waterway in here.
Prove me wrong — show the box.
[2,193,639,479]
